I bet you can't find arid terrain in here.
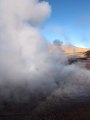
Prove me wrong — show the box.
[50,44,89,57]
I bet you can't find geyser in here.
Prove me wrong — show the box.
[0,0,90,119]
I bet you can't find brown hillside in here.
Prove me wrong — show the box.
[50,44,90,57]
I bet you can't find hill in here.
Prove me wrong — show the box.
[50,44,90,57]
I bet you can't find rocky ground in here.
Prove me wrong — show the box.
[0,93,90,120]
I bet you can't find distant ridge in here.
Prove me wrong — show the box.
[50,44,90,57]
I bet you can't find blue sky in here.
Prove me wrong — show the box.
[41,0,90,48]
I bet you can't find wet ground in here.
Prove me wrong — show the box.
[0,95,90,120]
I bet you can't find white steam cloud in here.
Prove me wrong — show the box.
[0,0,52,78]
[0,0,90,118]
[0,0,62,103]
